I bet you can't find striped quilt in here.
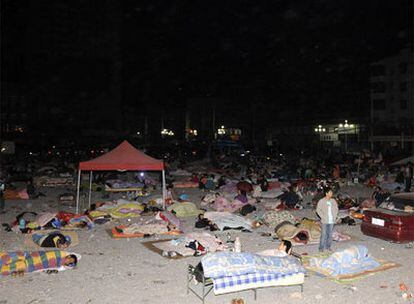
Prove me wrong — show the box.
[0,250,67,276]
[213,272,305,295]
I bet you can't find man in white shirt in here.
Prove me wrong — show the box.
[316,187,338,252]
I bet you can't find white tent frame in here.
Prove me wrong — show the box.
[75,168,167,214]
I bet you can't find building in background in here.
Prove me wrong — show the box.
[370,48,414,152]
[267,120,364,153]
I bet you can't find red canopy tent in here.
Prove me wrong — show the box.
[76,140,166,212]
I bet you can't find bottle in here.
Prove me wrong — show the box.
[234,237,242,253]
[227,232,232,243]
[19,218,26,230]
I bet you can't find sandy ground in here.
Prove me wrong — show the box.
[1,185,413,304]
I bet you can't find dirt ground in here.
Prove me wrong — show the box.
[1,185,413,304]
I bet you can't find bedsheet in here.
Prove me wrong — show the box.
[213,272,304,295]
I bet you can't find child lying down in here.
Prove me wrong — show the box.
[0,250,79,277]
[32,231,71,249]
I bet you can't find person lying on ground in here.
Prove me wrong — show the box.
[32,232,71,249]
[0,250,79,277]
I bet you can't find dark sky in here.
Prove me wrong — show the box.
[1,0,412,139]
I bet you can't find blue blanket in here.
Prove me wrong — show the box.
[201,252,304,279]
[309,245,381,276]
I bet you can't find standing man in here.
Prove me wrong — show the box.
[404,162,413,192]
[316,187,338,252]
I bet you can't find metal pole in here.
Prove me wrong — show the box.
[162,169,167,210]
[345,133,348,153]
[88,171,93,209]
[76,170,81,214]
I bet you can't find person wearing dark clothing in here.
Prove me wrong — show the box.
[404,163,413,192]
[32,232,71,249]
[26,180,45,199]
[372,187,390,207]
[395,167,405,184]
[257,175,269,192]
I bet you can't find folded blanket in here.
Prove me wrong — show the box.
[309,245,380,276]
[110,203,144,218]
[202,252,304,279]
[263,210,297,228]
[167,202,203,217]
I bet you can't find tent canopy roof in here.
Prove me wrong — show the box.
[79,140,164,171]
[391,155,414,166]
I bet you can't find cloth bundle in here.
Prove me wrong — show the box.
[308,245,380,276]
[204,212,253,231]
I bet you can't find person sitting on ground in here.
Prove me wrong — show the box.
[258,240,292,257]
[199,174,207,190]
[191,174,199,184]
[371,186,390,207]
[366,175,378,188]
[234,190,248,204]
[257,174,269,192]
[204,174,215,190]
[216,175,227,189]
[166,184,178,204]
[395,167,405,184]
[26,180,45,199]
[304,168,314,179]
[32,232,71,249]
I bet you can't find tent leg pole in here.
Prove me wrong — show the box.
[162,169,166,210]
[88,171,93,210]
[76,170,81,214]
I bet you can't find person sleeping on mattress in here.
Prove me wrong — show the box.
[191,240,293,283]
[258,240,292,257]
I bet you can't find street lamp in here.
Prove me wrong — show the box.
[161,128,174,136]
[314,125,326,133]
[217,126,226,135]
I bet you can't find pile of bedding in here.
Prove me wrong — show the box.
[203,212,253,231]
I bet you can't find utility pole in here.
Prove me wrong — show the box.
[185,103,190,141]
[212,101,216,140]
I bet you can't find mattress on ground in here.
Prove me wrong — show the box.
[213,272,304,295]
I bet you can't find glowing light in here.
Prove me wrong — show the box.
[314,125,325,133]
[161,128,174,136]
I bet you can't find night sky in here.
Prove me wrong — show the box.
[1,0,412,142]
